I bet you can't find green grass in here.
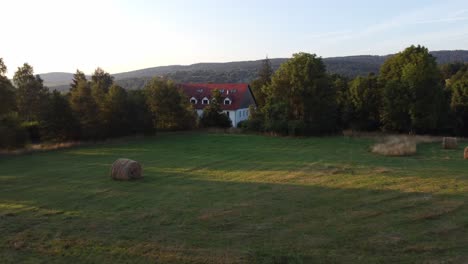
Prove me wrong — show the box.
[1,133,467,263]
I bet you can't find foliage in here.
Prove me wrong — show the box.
[380,80,412,132]
[0,58,16,116]
[440,62,467,80]
[250,57,273,107]
[69,78,101,140]
[262,52,339,135]
[91,67,114,106]
[0,113,28,149]
[127,90,155,135]
[379,45,445,133]
[200,89,232,128]
[145,77,196,130]
[449,67,468,136]
[348,74,381,130]
[40,91,79,141]
[100,84,131,137]
[40,50,468,92]
[13,63,49,122]
[70,70,87,91]
[240,105,264,132]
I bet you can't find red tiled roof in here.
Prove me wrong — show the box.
[178,83,254,111]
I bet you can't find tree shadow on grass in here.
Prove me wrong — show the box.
[1,171,468,264]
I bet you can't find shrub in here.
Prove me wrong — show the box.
[0,114,28,149]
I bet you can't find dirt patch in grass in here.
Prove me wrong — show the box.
[412,200,464,221]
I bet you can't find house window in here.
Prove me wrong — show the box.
[190,97,197,104]
[224,98,232,105]
[202,97,209,104]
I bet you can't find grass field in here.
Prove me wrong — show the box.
[1,133,467,263]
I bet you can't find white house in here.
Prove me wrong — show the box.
[179,83,257,127]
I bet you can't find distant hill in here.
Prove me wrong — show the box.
[39,50,468,91]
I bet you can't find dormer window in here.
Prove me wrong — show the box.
[224,98,232,105]
[202,97,209,105]
[190,97,197,104]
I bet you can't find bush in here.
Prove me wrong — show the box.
[0,114,28,149]
[238,118,264,132]
[23,121,41,144]
[237,120,248,129]
[288,120,305,136]
[200,111,232,128]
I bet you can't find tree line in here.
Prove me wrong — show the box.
[0,60,233,149]
[1,44,467,149]
[244,45,468,137]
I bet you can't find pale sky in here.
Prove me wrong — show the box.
[1,0,468,77]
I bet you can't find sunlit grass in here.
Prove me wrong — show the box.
[1,133,467,263]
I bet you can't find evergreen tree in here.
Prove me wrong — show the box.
[0,58,15,116]
[69,78,100,139]
[0,58,27,149]
[250,57,273,107]
[40,91,79,141]
[70,70,87,91]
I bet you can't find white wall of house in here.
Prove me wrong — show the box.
[234,108,249,127]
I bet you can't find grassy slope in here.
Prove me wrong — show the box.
[0,133,467,263]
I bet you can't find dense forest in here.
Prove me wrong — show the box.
[1,46,468,149]
[41,50,468,91]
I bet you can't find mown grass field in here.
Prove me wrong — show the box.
[1,133,467,263]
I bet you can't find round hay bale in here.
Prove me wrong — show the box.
[464,147,468,160]
[442,137,458,149]
[110,158,143,180]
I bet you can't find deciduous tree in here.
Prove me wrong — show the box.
[348,74,381,130]
[145,77,196,130]
[200,89,232,128]
[13,63,49,122]
[449,67,468,136]
[262,52,339,135]
[379,45,445,133]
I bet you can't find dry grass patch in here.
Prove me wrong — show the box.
[371,136,417,156]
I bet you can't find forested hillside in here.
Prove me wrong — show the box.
[40,50,468,91]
